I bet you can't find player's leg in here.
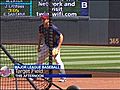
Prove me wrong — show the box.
[54,50,66,82]
[29,44,49,81]
[37,44,49,64]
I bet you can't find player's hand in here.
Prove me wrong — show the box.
[52,48,59,56]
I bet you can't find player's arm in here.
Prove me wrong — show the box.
[52,34,63,56]
[57,33,63,50]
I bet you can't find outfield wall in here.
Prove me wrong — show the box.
[1,1,120,46]
[1,17,119,46]
[1,17,107,45]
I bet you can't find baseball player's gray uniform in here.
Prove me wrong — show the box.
[37,22,66,82]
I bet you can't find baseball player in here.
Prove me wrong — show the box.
[37,13,66,82]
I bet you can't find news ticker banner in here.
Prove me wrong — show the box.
[0,0,89,17]
[14,64,92,78]
[1,65,119,78]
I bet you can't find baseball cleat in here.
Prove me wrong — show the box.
[29,78,37,81]
[58,78,66,82]
[29,78,34,81]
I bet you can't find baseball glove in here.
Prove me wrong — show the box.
[52,48,59,56]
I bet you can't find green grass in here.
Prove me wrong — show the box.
[65,63,120,68]
[0,45,120,72]
[62,58,120,62]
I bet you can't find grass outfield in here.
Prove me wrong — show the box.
[0,45,120,72]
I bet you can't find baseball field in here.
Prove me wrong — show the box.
[0,45,120,89]
[1,45,120,70]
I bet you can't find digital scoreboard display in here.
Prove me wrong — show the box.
[0,0,89,17]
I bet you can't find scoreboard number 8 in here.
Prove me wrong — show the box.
[109,38,120,44]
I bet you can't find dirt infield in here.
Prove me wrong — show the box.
[51,71,120,89]
[51,78,120,89]
[0,71,120,90]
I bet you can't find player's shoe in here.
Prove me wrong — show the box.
[58,78,66,82]
[29,78,34,81]
[29,78,36,81]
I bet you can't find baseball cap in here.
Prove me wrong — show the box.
[41,13,49,20]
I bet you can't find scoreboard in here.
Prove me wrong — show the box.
[0,0,89,17]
